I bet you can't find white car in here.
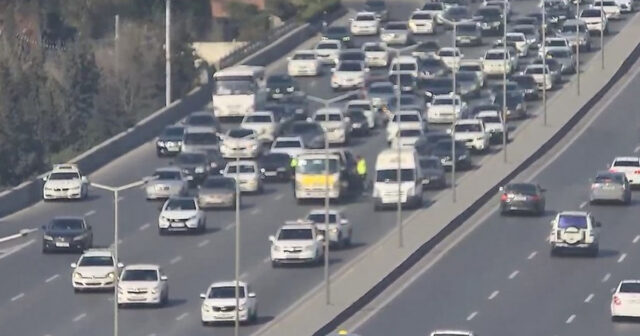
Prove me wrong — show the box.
[612,280,640,320]
[524,64,553,90]
[549,211,600,256]
[117,264,169,307]
[220,128,261,159]
[144,167,189,200]
[42,164,89,200]
[305,209,353,248]
[200,281,258,324]
[609,156,640,186]
[386,110,426,141]
[505,32,530,57]
[287,50,322,76]
[313,107,350,145]
[430,331,474,336]
[475,110,507,142]
[362,42,389,67]
[421,2,445,23]
[459,59,486,87]
[539,37,572,58]
[426,94,467,124]
[331,61,368,90]
[580,8,608,33]
[270,136,306,158]
[436,47,464,70]
[269,221,324,267]
[315,39,342,65]
[350,11,380,35]
[391,127,425,148]
[389,55,419,78]
[451,119,490,152]
[409,10,437,34]
[345,100,376,129]
[70,249,121,292]
[613,0,633,13]
[158,196,207,234]
[241,111,279,143]
[592,0,622,19]
[380,21,411,45]
[223,160,263,193]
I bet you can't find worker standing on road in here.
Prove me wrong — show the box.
[290,156,298,190]
[356,155,367,191]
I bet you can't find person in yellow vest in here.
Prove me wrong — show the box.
[356,155,367,190]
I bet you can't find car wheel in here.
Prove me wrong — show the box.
[250,308,258,323]
[345,230,352,246]
[271,260,279,268]
[42,246,49,254]
[202,321,210,326]
[158,228,167,236]
[550,247,558,257]
[73,287,81,293]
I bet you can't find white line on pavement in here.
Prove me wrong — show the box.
[240,271,249,279]
[618,253,627,263]
[584,293,594,303]
[263,256,270,263]
[84,210,96,217]
[45,274,59,283]
[527,251,537,260]
[225,223,235,231]
[176,312,189,321]
[634,145,640,153]
[633,235,640,244]
[488,290,499,300]
[0,239,35,261]
[602,273,611,282]
[10,293,24,302]
[275,194,284,200]
[466,311,478,321]
[566,314,576,324]
[170,256,182,265]
[72,313,87,322]
[198,239,210,248]
[117,196,125,201]
[250,208,261,215]
[579,201,587,209]
[508,270,519,279]
[139,223,151,231]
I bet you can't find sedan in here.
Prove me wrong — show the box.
[412,41,441,58]
[380,21,411,45]
[331,61,368,90]
[362,42,389,67]
[589,171,631,204]
[265,74,299,100]
[418,56,448,79]
[322,25,352,46]
[543,46,576,74]
[350,11,380,35]
[183,111,220,134]
[437,47,464,70]
[432,139,471,170]
[158,197,207,234]
[42,216,93,253]
[499,182,546,215]
[117,264,169,307]
[366,81,395,110]
[287,50,322,76]
[612,280,640,321]
[259,153,293,181]
[220,128,261,159]
[145,167,189,200]
[156,125,184,157]
[174,151,211,184]
[223,160,264,193]
[315,40,342,65]
[419,156,446,189]
[241,111,279,143]
[197,176,238,209]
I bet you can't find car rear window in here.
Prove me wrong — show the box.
[557,215,588,229]
[614,160,640,167]
[620,283,640,293]
[506,183,537,195]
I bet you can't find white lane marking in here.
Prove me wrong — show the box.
[488,290,499,300]
[84,210,96,217]
[566,314,576,324]
[250,208,261,215]
[240,271,249,279]
[634,145,640,153]
[117,196,125,201]
[602,273,611,282]
[579,201,587,209]
[634,235,640,244]
[139,223,151,231]
[45,274,59,283]
[275,194,284,200]
[73,313,87,322]
[176,312,189,321]
[263,256,270,263]
[508,270,519,279]
[611,287,617,293]
[466,311,478,321]
[618,253,627,263]
[148,334,157,336]
[0,239,35,261]
[584,293,594,303]
[527,251,538,260]
[10,293,24,302]
[169,256,182,264]
[224,223,235,231]
[198,239,210,247]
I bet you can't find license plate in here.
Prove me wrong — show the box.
[272,93,283,98]
[265,172,277,176]
[514,196,527,201]
[461,38,470,43]
[171,222,185,228]
[56,242,70,247]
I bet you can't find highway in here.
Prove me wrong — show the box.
[353,52,640,336]
[0,0,636,335]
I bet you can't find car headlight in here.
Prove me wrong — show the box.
[43,235,53,241]
[70,186,81,190]
[73,272,83,279]
[329,228,339,233]
[107,272,115,279]
[73,234,87,241]
[160,215,169,222]
[260,168,266,173]
[272,245,281,252]
[238,304,247,311]
[195,166,205,173]
[202,305,211,312]
[187,215,198,223]
[157,141,165,147]
[287,86,294,92]
[343,36,350,41]
[406,186,415,196]
[151,287,160,294]
[44,186,53,191]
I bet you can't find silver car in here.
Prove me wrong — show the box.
[557,19,592,52]
[197,176,238,209]
[589,171,631,204]
[543,46,576,74]
[145,167,189,200]
[380,21,411,45]
[182,111,220,134]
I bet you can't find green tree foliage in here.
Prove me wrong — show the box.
[226,2,271,41]
[266,0,298,21]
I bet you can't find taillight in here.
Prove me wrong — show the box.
[613,295,622,305]
[530,195,539,201]
[634,170,640,174]
[500,193,508,201]
[609,169,617,173]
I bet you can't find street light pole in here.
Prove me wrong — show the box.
[395,49,403,247]
[234,156,240,336]
[165,0,171,106]
[502,0,507,163]
[115,15,119,77]
[324,128,330,304]
[576,0,581,95]
[451,23,457,203]
[542,0,548,126]
[600,3,604,70]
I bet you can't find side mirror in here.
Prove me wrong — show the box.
[42,175,48,182]
[317,234,325,242]
[117,262,124,268]
[200,293,207,299]
[70,263,77,269]
[248,292,257,298]
[142,176,152,183]
[41,224,47,230]
[268,235,276,243]
[219,169,225,175]
[499,186,505,192]
[340,219,349,225]
[331,68,336,73]
[160,275,168,281]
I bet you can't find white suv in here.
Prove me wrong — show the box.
[305,209,353,248]
[313,108,350,145]
[42,164,89,200]
[451,119,490,152]
[70,249,122,292]
[200,281,258,324]
[117,264,169,307]
[609,156,640,186]
[549,211,601,256]
[269,221,324,267]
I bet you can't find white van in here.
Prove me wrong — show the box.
[373,148,423,210]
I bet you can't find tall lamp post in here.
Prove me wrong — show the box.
[576,0,581,95]
[599,1,605,69]
[233,156,240,336]
[501,0,508,163]
[165,0,172,106]
[542,0,548,126]
[91,178,153,336]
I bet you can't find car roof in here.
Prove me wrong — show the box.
[614,156,640,161]
[246,111,275,117]
[294,50,316,55]
[315,107,342,114]
[431,330,474,336]
[456,119,481,125]
[274,136,303,142]
[308,209,341,215]
[356,11,377,16]
[596,170,624,177]
[433,94,460,99]
[347,99,371,105]
[188,111,214,117]
[52,216,85,221]
[51,164,81,172]
[166,196,197,201]
[81,249,114,257]
[209,280,248,288]
[184,126,216,134]
[123,264,160,271]
[476,110,500,117]
[557,210,589,216]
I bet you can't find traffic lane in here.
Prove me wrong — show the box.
[356,57,640,335]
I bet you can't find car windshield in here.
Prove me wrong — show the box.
[228,129,254,138]
[347,103,370,111]
[557,215,588,229]
[385,23,407,30]
[392,63,417,71]
[439,50,459,57]
[153,170,181,180]
[357,14,376,21]
[548,50,571,58]
[525,66,547,75]
[412,13,433,20]
[50,218,84,230]
[315,114,343,122]
[347,110,366,120]
[425,78,453,88]
[214,79,254,95]
[49,172,80,180]
[278,228,313,240]
[459,64,481,72]
[562,24,587,33]
[455,72,476,81]
[177,153,205,165]
[327,27,348,35]
[297,158,339,174]
[307,213,338,223]
[399,129,422,137]
[121,269,158,281]
[208,286,245,299]
[292,53,316,60]
[458,24,478,33]
[455,123,482,132]
[421,58,443,67]
[79,256,113,267]
[620,283,640,293]
[163,127,184,137]
[267,76,292,85]
[512,76,535,86]
[506,34,525,42]
[274,140,301,148]
[506,183,537,195]
[187,115,216,126]
[614,160,640,167]
[423,3,443,10]
[317,42,339,50]
[581,9,602,17]
[476,7,501,17]
[392,114,420,122]
[435,140,465,152]
[364,44,385,52]
[226,164,256,174]
[184,132,218,145]
[594,174,623,184]
[434,98,460,105]
[420,159,440,169]
[369,84,394,93]
[245,115,272,123]
[376,169,415,182]
[547,40,567,47]
[338,62,363,71]
[165,199,196,211]
[261,153,290,164]
[340,53,364,61]
[389,97,417,106]
[202,177,235,189]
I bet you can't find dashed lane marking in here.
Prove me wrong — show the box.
[633,235,640,244]
[198,239,210,247]
[579,201,587,209]
[618,253,627,263]
[224,223,235,231]
[72,313,87,322]
[585,293,594,303]
[508,270,519,279]
[263,256,271,263]
[169,256,182,264]
[250,208,261,215]
[634,145,640,153]
[275,194,284,200]
[10,293,24,302]
[602,273,611,282]
[84,210,96,217]
[139,223,151,231]
[527,251,537,260]
[488,290,499,300]
[466,311,478,321]
[176,312,189,321]
[566,314,576,324]
[45,274,59,283]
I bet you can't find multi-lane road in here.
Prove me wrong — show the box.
[0,0,637,335]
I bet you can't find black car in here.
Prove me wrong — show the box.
[156,125,185,157]
[42,216,93,253]
[420,77,454,102]
[512,16,538,27]
[473,6,504,34]
[511,74,540,100]
[442,6,472,27]
[499,182,546,215]
[259,153,293,181]
[386,94,420,112]
[419,156,447,189]
[489,81,521,97]
[322,25,352,46]
[200,149,227,175]
[389,73,416,93]
[415,132,451,157]
[492,91,527,120]
[282,121,326,149]
[266,74,298,101]
[432,139,471,170]
[418,56,448,79]
[456,22,483,46]
[174,152,211,184]
[365,0,388,21]
[412,41,441,58]
[263,103,298,127]
[345,109,370,135]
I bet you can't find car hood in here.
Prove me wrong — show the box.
[199,188,234,196]
[161,210,199,220]
[223,138,255,147]
[261,161,287,170]
[203,297,248,307]
[225,173,258,180]
[319,121,345,129]
[148,180,183,188]
[45,180,82,188]
[75,266,115,277]
[46,229,87,237]
[158,135,183,142]
[422,168,444,176]
[455,131,484,140]
[273,240,315,248]
[119,281,160,290]
[382,29,407,35]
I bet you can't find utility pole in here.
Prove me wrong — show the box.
[115,15,119,77]
[451,23,457,203]
[576,0,581,95]
[234,157,240,336]
[165,0,172,106]
[324,130,331,304]
[395,49,403,247]
[502,0,508,163]
[542,1,548,126]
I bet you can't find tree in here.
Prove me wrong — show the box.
[266,0,298,21]
[226,2,270,41]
